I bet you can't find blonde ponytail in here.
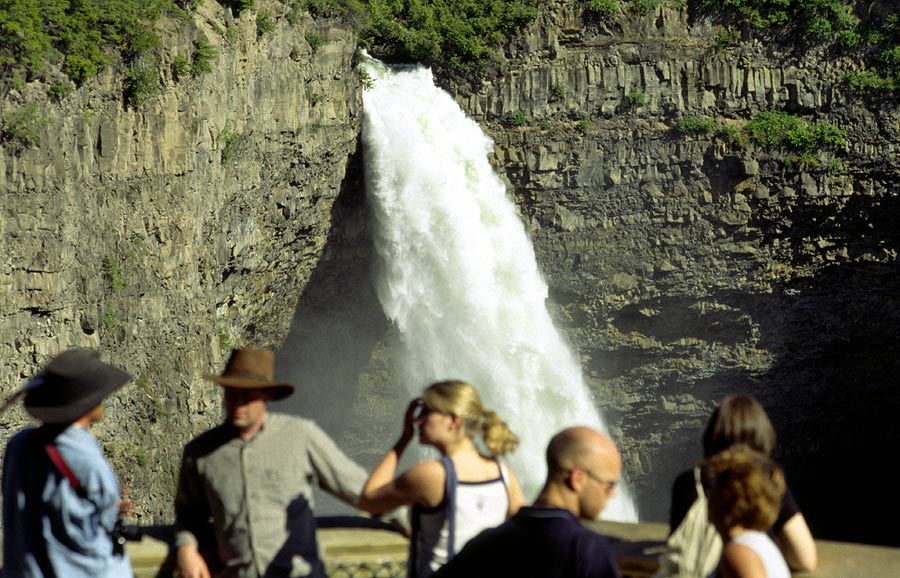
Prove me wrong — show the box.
[481,410,519,457]
[423,380,520,457]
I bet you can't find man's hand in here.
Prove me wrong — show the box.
[176,544,212,578]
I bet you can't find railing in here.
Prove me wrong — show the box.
[12,517,899,578]
[126,518,410,578]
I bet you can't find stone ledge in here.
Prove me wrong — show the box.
[6,519,898,577]
[587,520,900,578]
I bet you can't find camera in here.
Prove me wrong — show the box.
[111,518,143,556]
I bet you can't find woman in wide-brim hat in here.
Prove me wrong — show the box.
[1,348,134,578]
[19,348,131,424]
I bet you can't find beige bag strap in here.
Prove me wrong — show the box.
[654,467,723,578]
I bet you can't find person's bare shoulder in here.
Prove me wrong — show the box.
[720,542,766,578]
[400,460,447,507]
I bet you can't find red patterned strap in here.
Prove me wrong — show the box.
[44,443,82,490]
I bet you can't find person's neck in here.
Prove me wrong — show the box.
[441,436,477,458]
[71,416,92,429]
[533,483,579,516]
[726,525,750,540]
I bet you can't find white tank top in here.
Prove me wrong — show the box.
[413,461,510,577]
[731,530,791,578]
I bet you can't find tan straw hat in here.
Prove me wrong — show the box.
[203,348,294,400]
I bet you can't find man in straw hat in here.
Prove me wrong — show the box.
[1,348,134,578]
[174,348,374,578]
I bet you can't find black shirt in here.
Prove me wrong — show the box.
[432,506,621,578]
[668,467,800,534]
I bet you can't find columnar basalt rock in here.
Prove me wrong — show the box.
[450,1,899,543]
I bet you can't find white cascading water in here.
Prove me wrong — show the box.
[360,54,637,522]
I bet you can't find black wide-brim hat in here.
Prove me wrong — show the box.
[203,348,294,401]
[23,349,131,424]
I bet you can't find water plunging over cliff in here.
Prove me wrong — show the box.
[360,55,637,522]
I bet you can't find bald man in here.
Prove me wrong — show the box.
[432,426,622,578]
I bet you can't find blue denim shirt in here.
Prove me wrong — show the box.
[2,424,133,578]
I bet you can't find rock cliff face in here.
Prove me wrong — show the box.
[2,1,897,545]
[461,2,899,544]
[279,2,899,545]
[0,1,362,523]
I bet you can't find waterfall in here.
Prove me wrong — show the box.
[360,54,637,522]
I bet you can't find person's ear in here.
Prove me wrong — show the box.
[449,414,463,431]
[565,468,583,492]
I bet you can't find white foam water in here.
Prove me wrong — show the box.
[360,54,637,521]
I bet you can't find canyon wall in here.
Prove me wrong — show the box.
[2,0,898,545]
[0,0,363,523]
[281,2,900,544]
[462,1,899,544]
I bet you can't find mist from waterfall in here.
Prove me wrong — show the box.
[360,54,637,522]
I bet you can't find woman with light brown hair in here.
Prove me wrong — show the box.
[704,449,790,578]
[358,380,525,578]
[659,394,816,577]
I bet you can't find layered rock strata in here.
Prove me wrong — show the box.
[460,2,899,543]
[2,0,898,547]
[0,1,362,523]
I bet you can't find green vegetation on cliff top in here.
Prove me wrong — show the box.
[698,0,860,42]
[0,0,897,107]
[697,1,898,93]
[0,0,182,84]
[359,0,539,72]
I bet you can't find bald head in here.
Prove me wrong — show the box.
[540,426,622,520]
[547,427,619,476]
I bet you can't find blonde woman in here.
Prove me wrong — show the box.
[359,380,526,578]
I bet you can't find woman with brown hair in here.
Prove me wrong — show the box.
[358,380,526,578]
[659,394,816,577]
